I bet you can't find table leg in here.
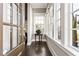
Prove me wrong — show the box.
[38,35,40,44]
[41,35,42,43]
[35,35,36,45]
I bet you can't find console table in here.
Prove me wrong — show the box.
[35,34,43,44]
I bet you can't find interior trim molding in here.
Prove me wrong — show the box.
[4,42,25,56]
[46,35,74,56]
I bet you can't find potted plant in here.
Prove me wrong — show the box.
[36,29,41,35]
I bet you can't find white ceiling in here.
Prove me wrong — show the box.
[31,3,48,8]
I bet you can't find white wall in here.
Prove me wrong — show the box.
[64,4,71,46]
[27,4,33,46]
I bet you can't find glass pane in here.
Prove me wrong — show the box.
[74,10,79,16]
[72,15,76,28]
[3,3,11,23]
[18,8,21,26]
[20,11,22,25]
[73,4,79,11]
[57,11,60,20]
[13,4,17,25]
[19,3,22,8]
[52,23,54,37]
[12,27,17,48]
[77,30,79,42]
[58,20,61,39]
[72,13,79,28]
[76,15,79,28]
[34,15,44,24]
[56,3,60,10]
[58,28,61,39]
[3,25,10,54]
[35,24,44,34]
[34,14,45,33]
[72,30,79,47]
[17,27,22,44]
[18,6,22,26]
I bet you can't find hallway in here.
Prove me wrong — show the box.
[21,42,52,56]
[1,3,79,56]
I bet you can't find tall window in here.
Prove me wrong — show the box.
[56,4,61,40]
[3,25,11,54]
[13,4,18,25]
[3,4,11,23]
[17,3,22,45]
[72,4,79,47]
[52,4,54,38]
[12,4,18,48]
[3,3,22,54]
[48,4,54,37]
[12,27,18,48]
[34,13,45,34]
[3,3,12,54]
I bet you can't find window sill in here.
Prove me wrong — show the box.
[65,46,79,56]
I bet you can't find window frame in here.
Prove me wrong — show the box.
[3,3,23,55]
[70,4,79,52]
[56,3,61,41]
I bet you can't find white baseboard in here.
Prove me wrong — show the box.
[32,39,46,42]
[18,51,22,56]
[46,35,74,56]
[4,42,25,56]
[27,42,32,46]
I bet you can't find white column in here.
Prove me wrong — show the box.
[27,4,33,46]
[54,3,57,40]
[60,3,65,45]
[21,4,25,42]
[64,4,72,46]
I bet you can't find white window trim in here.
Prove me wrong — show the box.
[66,4,79,55]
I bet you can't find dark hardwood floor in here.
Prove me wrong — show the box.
[21,41,52,56]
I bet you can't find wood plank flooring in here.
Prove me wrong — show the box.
[21,41,52,56]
